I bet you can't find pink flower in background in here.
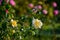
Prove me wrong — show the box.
[10,0,16,6]
[6,10,9,13]
[0,2,1,5]
[37,5,42,10]
[34,5,42,10]
[28,3,34,8]
[0,0,2,5]
[54,10,59,15]
[42,10,48,14]
[52,2,57,7]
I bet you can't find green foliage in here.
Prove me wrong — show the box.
[0,0,60,40]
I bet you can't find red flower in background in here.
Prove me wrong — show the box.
[54,10,59,15]
[6,10,9,13]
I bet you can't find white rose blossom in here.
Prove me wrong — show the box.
[32,18,43,29]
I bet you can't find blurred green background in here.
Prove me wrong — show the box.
[0,0,60,40]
